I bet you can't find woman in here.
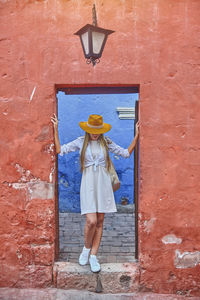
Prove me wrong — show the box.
[51,114,139,273]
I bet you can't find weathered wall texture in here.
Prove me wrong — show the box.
[0,0,200,295]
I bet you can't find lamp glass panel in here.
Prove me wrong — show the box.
[92,31,105,54]
[81,31,89,55]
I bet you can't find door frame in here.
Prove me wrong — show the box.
[54,84,140,261]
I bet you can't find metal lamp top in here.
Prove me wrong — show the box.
[74,24,114,37]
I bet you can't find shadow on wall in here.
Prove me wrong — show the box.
[57,91,138,213]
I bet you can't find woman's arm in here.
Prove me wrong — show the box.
[128,121,140,155]
[51,114,61,154]
[106,121,139,158]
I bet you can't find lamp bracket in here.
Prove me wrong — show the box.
[92,4,97,26]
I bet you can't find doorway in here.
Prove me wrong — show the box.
[55,86,139,263]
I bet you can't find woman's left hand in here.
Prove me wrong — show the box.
[128,121,140,155]
[135,121,140,136]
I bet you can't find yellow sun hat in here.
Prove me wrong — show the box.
[79,114,111,134]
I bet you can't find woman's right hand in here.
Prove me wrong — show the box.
[51,114,58,130]
[51,114,61,153]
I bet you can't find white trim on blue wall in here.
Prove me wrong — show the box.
[116,107,135,120]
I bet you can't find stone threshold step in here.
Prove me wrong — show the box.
[53,262,139,294]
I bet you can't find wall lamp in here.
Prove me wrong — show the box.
[74,4,114,66]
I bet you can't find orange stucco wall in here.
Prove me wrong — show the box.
[0,0,200,295]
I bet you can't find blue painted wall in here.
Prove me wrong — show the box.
[57,91,138,213]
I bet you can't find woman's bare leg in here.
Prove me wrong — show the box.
[90,213,105,255]
[84,213,97,249]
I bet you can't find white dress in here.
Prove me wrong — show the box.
[60,136,130,215]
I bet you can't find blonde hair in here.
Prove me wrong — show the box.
[80,133,111,172]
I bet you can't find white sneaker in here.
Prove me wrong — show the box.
[89,255,101,273]
[79,247,90,266]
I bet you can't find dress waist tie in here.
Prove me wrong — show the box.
[85,159,105,171]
